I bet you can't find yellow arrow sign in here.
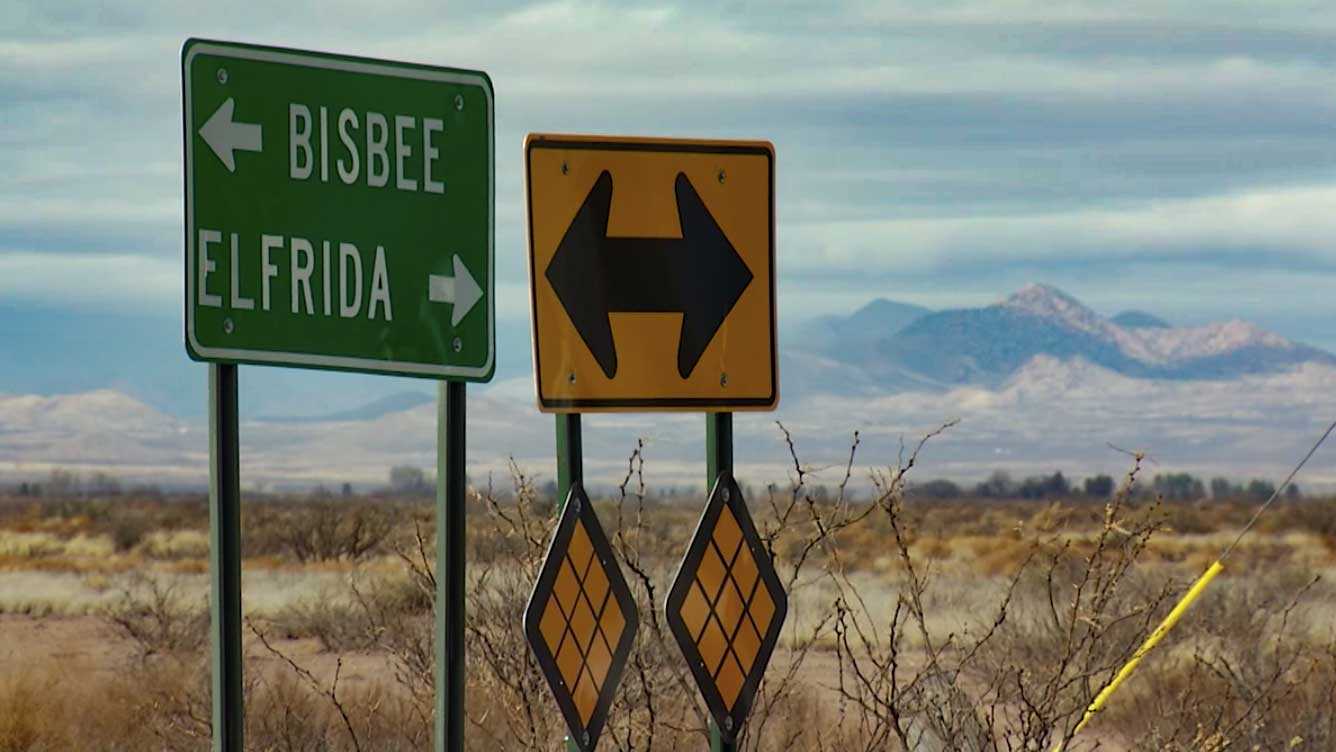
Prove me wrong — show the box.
[525,134,777,412]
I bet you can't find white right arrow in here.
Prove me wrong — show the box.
[428,255,484,327]
[199,98,263,173]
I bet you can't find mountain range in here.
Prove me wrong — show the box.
[789,283,1335,394]
[3,284,1334,489]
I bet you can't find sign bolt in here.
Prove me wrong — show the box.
[454,94,464,111]
[561,161,570,176]
[217,68,228,85]
[223,317,234,334]
[582,731,591,747]
[717,168,726,184]
[724,716,734,732]
[452,337,463,353]
[722,486,731,503]
[568,371,576,384]
[720,372,728,387]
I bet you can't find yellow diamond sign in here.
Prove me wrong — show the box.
[524,482,639,751]
[666,473,787,742]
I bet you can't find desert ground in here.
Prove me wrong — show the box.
[1,447,1334,751]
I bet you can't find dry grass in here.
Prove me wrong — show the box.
[0,464,1334,750]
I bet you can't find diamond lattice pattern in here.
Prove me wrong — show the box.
[677,504,776,709]
[536,521,627,725]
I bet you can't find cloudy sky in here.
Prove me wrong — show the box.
[4,0,1336,490]
[4,0,1336,396]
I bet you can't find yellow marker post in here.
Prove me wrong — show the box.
[1054,419,1333,751]
[1053,560,1223,751]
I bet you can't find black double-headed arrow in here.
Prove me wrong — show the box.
[545,170,753,380]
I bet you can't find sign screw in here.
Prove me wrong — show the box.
[720,372,728,387]
[454,94,464,111]
[568,371,577,384]
[223,317,234,334]
[561,161,570,176]
[452,337,463,353]
[582,731,591,747]
[217,68,228,85]
[717,168,726,184]
[722,486,731,503]
[724,716,734,732]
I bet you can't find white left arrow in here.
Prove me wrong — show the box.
[199,98,263,173]
[428,255,484,327]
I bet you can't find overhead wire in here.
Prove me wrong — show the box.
[1218,419,1336,564]
[1055,419,1335,751]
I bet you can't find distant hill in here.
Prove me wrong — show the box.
[796,299,931,352]
[256,391,433,423]
[7,285,1333,427]
[6,285,1336,490]
[1112,310,1171,329]
[795,283,1336,391]
[0,303,534,419]
[8,360,1336,491]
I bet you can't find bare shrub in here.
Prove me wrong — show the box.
[826,447,1189,751]
[104,572,209,661]
[1282,498,1336,551]
[462,461,569,749]
[110,511,151,552]
[269,570,429,653]
[18,428,1326,750]
[246,500,397,563]
[455,435,874,751]
[1111,574,1336,750]
[136,655,215,749]
[246,670,330,751]
[270,597,371,652]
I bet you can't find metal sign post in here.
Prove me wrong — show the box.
[706,413,734,752]
[557,413,583,752]
[183,38,494,752]
[437,381,467,752]
[523,132,782,750]
[557,414,583,500]
[685,413,788,750]
[208,364,244,751]
[526,414,641,752]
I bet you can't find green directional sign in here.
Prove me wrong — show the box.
[182,39,494,380]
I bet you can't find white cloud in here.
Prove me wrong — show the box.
[859,0,1336,28]
[0,251,179,309]
[3,0,1336,493]
[783,183,1336,273]
[2,0,1335,334]
[0,197,176,235]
